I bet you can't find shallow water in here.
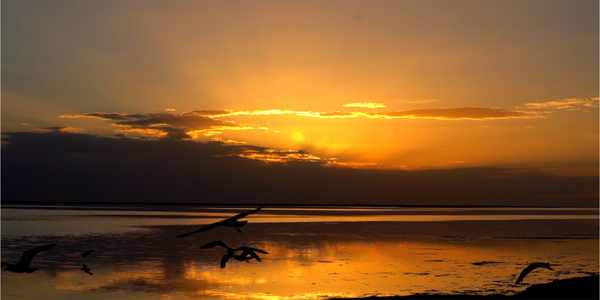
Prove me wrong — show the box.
[1,205,598,299]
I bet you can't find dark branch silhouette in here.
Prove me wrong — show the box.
[516,262,554,284]
[176,204,266,237]
[1,244,56,273]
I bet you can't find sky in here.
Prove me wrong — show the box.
[1,1,599,206]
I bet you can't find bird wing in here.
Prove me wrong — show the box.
[81,249,93,257]
[176,203,266,237]
[227,203,266,221]
[515,265,535,284]
[246,247,268,254]
[240,248,262,262]
[176,221,225,238]
[200,240,229,250]
[220,254,231,268]
[16,243,56,268]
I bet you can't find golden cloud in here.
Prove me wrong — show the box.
[525,97,599,110]
[342,102,387,108]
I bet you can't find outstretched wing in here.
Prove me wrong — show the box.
[227,203,266,222]
[240,248,262,262]
[176,221,225,238]
[515,265,535,284]
[81,265,93,276]
[81,249,93,257]
[245,247,268,254]
[220,254,231,268]
[176,203,266,237]
[200,240,228,250]
[16,244,56,268]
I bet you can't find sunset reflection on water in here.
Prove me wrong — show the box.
[1,207,598,299]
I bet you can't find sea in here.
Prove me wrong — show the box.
[1,204,598,299]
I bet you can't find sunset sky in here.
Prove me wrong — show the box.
[2,1,598,181]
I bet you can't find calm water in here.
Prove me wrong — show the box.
[1,205,598,299]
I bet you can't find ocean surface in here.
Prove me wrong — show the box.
[1,204,598,299]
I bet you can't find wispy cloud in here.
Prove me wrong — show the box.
[62,112,236,139]
[343,102,387,108]
[366,107,540,120]
[60,105,542,140]
[239,149,332,164]
[525,97,599,111]
[36,126,82,133]
[208,107,538,120]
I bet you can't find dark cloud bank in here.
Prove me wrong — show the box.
[2,132,597,207]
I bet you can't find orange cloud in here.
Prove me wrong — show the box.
[62,112,232,140]
[59,105,541,141]
[36,126,83,133]
[366,107,541,120]
[525,97,599,111]
[207,107,536,120]
[342,102,387,108]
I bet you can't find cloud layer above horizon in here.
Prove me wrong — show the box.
[60,97,591,141]
[2,131,597,207]
[45,97,596,176]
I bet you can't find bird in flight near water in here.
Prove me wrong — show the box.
[200,240,268,268]
[176,203,266,238]
[81,249,94,258]
[1,243,57,273]
[515,262,554,284]
[81,264,93,275]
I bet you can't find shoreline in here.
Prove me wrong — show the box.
[327,275,599,299]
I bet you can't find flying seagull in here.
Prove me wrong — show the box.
[176,203,266,238]
[515,262,554,284]
[81,249,94,258]
[200,240,268,268]
[1,243,57,273]
[81,264,93,275]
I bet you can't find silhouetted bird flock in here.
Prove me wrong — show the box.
[2,203,561,288]
[176,203,268,268]
[1,244,94,276]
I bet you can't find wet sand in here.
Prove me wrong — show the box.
[328,275,599,299]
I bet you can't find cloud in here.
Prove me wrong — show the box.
[59,106,541,140]
[2,132,597,207]
[36,126,82,133]
[182,109,232,117]
[62,112,130,120]
[343,102,387,108]
[366,107,541,120]
[209,107,537,120]
[525,97,599,111]
[62,112,237,140]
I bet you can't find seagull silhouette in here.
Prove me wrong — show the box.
[81,264,93,275]
[515,262,554,284]
[81,249,94,258]
[1,243,56,273]
[200,240,268,268]
[176,203,266,238]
